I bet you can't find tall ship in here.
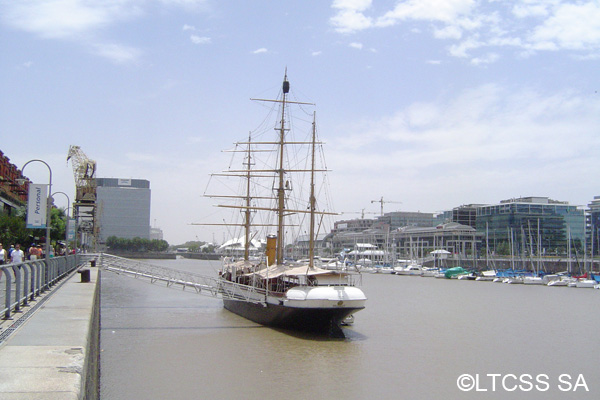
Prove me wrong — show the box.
[207,71,367,337]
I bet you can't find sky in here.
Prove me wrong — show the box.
[1,0,599,245]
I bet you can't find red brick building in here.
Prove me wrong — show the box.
[0,150,29,214]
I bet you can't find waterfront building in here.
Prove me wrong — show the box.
[333,218,375,233]
[392,222,482,261]
[588,196,600,256]
[376,211,437,230]
[0,150,28,214]
[150,227,164,241]
[451,204,485,229]
[96,178,151,242]
[476,196,585,256]
[329,228,389,254]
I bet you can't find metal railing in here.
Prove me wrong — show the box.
[99,253,267,304]
[1,254,97,320]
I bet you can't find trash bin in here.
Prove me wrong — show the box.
[90,260,96,267]
[78,268,91,283]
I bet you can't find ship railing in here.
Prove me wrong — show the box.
[99,254,266,304]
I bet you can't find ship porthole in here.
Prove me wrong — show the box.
[337,300,344,306]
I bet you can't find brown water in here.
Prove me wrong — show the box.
[100,259,599,399]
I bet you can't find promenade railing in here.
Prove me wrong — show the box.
[1,253,97,320]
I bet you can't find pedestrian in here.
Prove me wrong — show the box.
[29,243,38,260]
[0,243,6,265]
[10,244,24,264]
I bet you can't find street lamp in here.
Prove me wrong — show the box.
[51,191,71,255]
[20,159,52,260]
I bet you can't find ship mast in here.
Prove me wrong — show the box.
[308,112,317,269]
[275,72,289,265]
[243,133,253,261]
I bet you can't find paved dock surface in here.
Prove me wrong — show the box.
[0,268,99,399]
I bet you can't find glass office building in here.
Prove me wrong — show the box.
[476,197,585,256]
[96,178,151,242]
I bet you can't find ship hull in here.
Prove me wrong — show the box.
[223,298,363,337]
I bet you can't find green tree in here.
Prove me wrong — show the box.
[0,211,30,246]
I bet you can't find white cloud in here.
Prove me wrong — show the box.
[512,1,553,19]
[471,52,499,65]
[253,48,268,54]
[330,0,600,64]
[434,25,462,40]
[528,2,600,51]
[311,51,322,56]
[190,35,211,44]
[183,24,196,31]
[327,85,600,211]
[92,43,141,64]
[0,0,138,39]
[0,0,209,63]
[376,0,476,26]
[349,42,363,50]
[330,0,374,33]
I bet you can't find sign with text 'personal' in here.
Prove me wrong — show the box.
[26,183,48,228]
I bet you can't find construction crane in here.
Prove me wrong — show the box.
[67,145,98,251]
[341,209,378,219]
[371,197,402,216]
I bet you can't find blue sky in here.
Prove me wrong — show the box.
[1,0,599,245]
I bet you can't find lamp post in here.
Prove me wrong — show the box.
[20,159,52,260]
[51,191,71,255]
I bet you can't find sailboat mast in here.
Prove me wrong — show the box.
[276,73,289,265]
[308,112,317,268]
[243,133,253,261]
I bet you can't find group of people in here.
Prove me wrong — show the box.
[0,242,66,265]
[0,243,25,264]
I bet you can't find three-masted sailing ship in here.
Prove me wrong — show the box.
[207,72,366,337]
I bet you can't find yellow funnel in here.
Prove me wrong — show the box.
[266,235,277,266]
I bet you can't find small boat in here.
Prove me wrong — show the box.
[396,264,423,276]
[523,276,544,285]
[475,270,496,281]
[444,266,468,279]
[547,278,570,287]
[575,279,597,288]
[421,267,438,277]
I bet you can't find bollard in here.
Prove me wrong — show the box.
[78,268,91,283]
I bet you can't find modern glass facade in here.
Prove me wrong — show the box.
[476,197,584,256]
[96,178,151,242]
[588,196,600,256]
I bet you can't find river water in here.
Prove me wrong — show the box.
[100,259,599,399]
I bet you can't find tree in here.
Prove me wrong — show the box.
[0,211,29,246]
[106,236,169,252]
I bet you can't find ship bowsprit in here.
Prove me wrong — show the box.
[99,253,266,304]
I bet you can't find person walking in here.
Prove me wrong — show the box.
[10,244,24,264]
[0,243,6,265]
[28,243,38,260]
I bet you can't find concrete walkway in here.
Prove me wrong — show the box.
[0,268,100,400]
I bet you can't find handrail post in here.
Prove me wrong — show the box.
[2,266,12,320]
[22,263,30,306]
[13,264,22,313]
